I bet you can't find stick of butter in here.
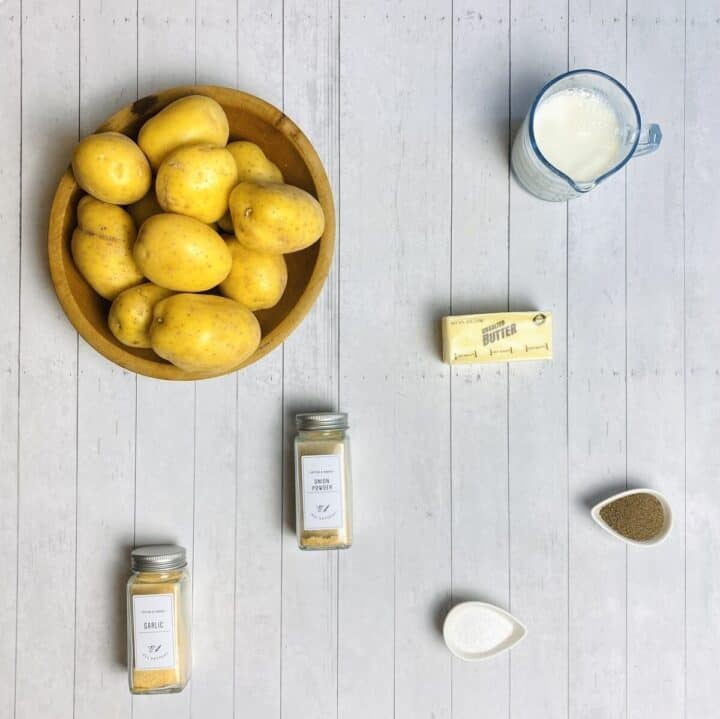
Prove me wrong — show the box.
[442,311,552,364]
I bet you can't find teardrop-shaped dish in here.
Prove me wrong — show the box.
[443,601,526,661]
[591,488,672,546]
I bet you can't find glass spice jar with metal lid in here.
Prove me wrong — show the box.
[126,545,191,694]
[294,412,353,550]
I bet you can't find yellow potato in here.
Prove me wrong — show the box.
[226,141,283,183]
[72,132,151,205]
[219,237,287,311]
[229,181,325,254]
[127,187,163,227]
[156,144,238,223]
[71,196,143,300]
[108,282,174,348]
[150,294,261,373]
[138,95,229,169]
[133,213,232,291]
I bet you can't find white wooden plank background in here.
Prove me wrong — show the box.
[0,1,717,718]
[685,5,720,719]
[567,2,627,719]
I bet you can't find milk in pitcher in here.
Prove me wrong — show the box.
[511,69,661,201]
[533,87,623,182]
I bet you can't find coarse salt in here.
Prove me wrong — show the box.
[447,605,514,654]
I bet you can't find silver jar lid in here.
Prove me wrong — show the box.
[296,412,348,431]
[131,545,187,572]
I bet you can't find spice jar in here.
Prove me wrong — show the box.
[294,412,353,550]
[127,545,191,694]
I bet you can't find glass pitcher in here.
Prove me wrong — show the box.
[511,69,661,201]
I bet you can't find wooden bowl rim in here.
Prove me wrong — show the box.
[48,85,335,381]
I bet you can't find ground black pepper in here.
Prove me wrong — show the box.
[600,493,665,541]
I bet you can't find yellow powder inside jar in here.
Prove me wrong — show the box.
[128,569,190,694]
[301,532,350,549]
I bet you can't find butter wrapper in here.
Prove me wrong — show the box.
[442,311,552,365]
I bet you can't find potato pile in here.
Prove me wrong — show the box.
[70,94,324,374]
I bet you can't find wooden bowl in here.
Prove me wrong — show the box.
[48,85,335,380]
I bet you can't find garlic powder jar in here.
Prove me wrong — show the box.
[126,545,191,694]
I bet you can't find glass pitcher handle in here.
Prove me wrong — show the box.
[632,123,662,157]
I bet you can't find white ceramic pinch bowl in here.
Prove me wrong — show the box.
[591,488,672,546]
[443,601,526,661]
